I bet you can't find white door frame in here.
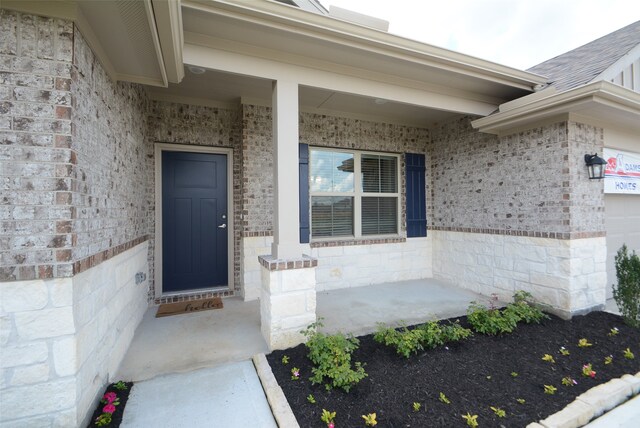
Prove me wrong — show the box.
[154,143,234,299]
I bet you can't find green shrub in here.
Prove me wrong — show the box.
[503,291,549,324]
[467,291,549,335]
[374,320,472,358]
[374,325,425,358]
[301,319,367,392]
[467,301,518,335]
[613,245,640,328]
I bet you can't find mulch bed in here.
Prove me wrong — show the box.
[86,382,134,428]
[267,312,640,427]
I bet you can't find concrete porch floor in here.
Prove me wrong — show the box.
[116,279,484,381]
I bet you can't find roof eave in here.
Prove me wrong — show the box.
[184,0,547,92]
[471,81,640,134]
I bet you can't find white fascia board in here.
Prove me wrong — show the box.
[182,0,547,91]
[143,0,169,87]
[75,6,118,83]
[472,81,640,134]
[184,42,498,116]
[152,0,185,84]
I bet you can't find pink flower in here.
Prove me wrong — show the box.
[590,371,596,378]
[103,392,117,404]
[294,370,299,377]
[103,404,116,414]
[328,423,335,428]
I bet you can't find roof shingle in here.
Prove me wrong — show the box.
[527,20,640,91]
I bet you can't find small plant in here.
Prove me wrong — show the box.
[95,414,112,426]
[582,363,596,378]
[510,372,518,377]
[504,291,549,324]
[307,394,316,404]
[113,381,128,391]
[544,384,557,395]
[490,406,506,418]
[604,355,613,365]
[94,391,120,426]
[516,398,526,404]
[542,354,555,363]
[302,320,367,392]
[374,320,471,358]
[321,409,336,428]
[467,300,518,335]
[281,355,290,365]
[291,367,300,380]
[559,346,570,356]
[562,376,577,386]
[612,244,640,328]
[623,347,635,359]
[362,413,377,426]
[461,413,479,428]
[608,327,620,336]
[412,402,421,412]
[439,392,451,404]
[578,338,593,348]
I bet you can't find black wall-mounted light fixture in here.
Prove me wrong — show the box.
[584,153,607,180]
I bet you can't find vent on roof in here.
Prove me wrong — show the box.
[329,6,389,31]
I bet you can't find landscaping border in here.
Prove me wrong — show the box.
[256,349,639,428]
[527,371,640,428]
[253,353,300,428]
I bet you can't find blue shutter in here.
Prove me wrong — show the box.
[406,153,426,237]
[299,144,310,243]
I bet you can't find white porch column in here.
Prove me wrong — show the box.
[271,80,303,259]
[259,80,317,350]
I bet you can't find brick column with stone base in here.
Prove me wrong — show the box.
[258,255,317,350]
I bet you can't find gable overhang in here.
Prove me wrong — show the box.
[180,0,547,116]
[472,81,640,135]
[2,0,185,87]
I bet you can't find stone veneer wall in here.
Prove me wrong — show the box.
[146,101,242,302]
[1,12,151,427]
[430,117,606,315]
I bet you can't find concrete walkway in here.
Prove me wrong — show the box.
[117,298,269,382]
[583,395,640,427]
[121,361,276,428]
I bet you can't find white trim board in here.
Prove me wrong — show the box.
[154,143,235,299]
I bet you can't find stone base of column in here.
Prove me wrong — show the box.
[258,255,318,350]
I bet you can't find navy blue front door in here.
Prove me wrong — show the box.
[162,151,228,293]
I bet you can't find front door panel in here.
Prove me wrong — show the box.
[162,151,228,292]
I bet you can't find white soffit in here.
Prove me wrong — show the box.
[78,0,167,86]
[181,0,546,103]
[147,68,457,127]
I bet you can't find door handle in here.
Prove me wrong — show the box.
[218,223,227,229]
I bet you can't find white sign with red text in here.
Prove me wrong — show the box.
[604,148,640,195]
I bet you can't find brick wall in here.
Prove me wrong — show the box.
[241,104,432,235]
[0,10,153,282]
[71,27,152,268]
[1,10,74,280]
[430,116,605,237]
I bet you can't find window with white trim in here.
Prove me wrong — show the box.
[309,148,400,239]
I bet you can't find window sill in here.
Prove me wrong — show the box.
[309,236,406,248]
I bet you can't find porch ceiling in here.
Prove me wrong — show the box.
[146,67,459,127]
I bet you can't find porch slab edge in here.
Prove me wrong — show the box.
[253,353,300,428]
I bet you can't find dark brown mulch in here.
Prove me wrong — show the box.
[267,312,640,428]
[86,382,133,428]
